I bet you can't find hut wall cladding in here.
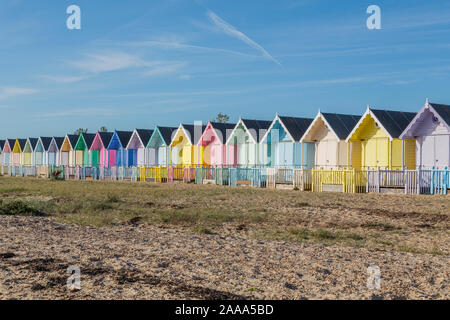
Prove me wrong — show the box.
[107,131,133,168]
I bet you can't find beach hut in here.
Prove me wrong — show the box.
[300,112,361,169]
[90,132,114,167]
[226,119,275,167]
[260,115,315,168]
[400,101,450,169]
[346,107,417,170]
[0,140,4,167]
[11,139,26,166]
[198,122,236,167]
[107,131,133,167]
[60,135,79,166]
[2,139,12,166]
[22,138,38,166]
[126,129,154,167]
[74,133,96,167]
[49,137,65,166]
[146,126,177,167]
[170,123,206,167]
[34,137,53,166]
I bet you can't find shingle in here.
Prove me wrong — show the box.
[371,109,416,138]
[241,119,272,142]
[321,113,361,140]
[430,103,450,126]
[279,116,314,141]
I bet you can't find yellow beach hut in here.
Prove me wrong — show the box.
[346,107,417,170]
[60,134,79,166]
[170,123,206,167]
[12,139,27,166]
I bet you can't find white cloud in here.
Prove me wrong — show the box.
[142,61,188,77]
[39,108,115,118]
[0,87,38,100]
[179,74,191,80]
[70,52,151,73]
[39,75,90,83]
[206,10,281,66]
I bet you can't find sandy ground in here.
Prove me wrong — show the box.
[0,215,448,300]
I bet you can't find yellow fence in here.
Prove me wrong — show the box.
[139,167,168,183]
[312,169,367,193]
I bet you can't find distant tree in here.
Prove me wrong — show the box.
[100,126,108,132]
[74,128,88,135]
[214,113,230,123]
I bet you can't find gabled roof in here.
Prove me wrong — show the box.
[148,126,178,147]
[82,133,96,149]
[0,140,4,151]
[346,107,417,141]
[28,138,39,150]
[400,101,450,139]
[39,137,53,151]
[429,103,450,126]
[66,134,79,148]
[205,122,237,145]
[135,129,153,146]
[261,115,313,143]
[180,124,207,145]
[225,118,273,145]
[115,131,133,148]
[54,137,65,150]
[18,139,27,150]
[301,111,361,141]
[98,132,114,147]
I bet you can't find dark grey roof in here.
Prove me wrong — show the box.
[156,126,178,145]
[98,132,114,147]
[321,113,361,140]
[116,131,133,148]
[279,116,314,141]
[0,140,4,150]
[370,109,417,138]
[82,133,96,148]
[54,137,65,149]
[67,134,79,148]
[18,139,27,150]
[241,119,272,143]
[136,129,153,146]
[430,103,450,126]
[28,138,38,150]
[210,122,237,144]
[182,124,207,144]
[39,137,53,151]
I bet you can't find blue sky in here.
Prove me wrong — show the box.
[1,0,450,138]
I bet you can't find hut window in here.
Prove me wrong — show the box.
[432,116,439,123]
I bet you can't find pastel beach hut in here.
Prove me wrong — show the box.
[126,129,154,167]
[2,139,13,166]
[49,137,65,166]
[300,112,361,169]
[346,107,416,170]
[0,140,4,167]
[170,123,206,168]
[197,122,236,167]
[22,138,38,166]
[90,132,114,167]
[146,126,178,167]
[74,133,96,167]
[60,134,79,166]
[260,115,315,168]
[400,101,450,169]
[34,137,53,166]
[107,130,133,167]
[12,139,27,166]
[225,119,272,167]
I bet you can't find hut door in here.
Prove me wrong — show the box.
[62,152,69,165]
[434,135,449,168]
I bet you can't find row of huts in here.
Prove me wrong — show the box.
[1,100,449,170]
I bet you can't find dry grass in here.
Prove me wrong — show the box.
[0,176,448,255]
